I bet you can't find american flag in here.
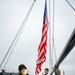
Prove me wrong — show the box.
[35,0,48,75]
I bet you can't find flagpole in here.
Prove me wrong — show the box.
[52,0,57,67]
[51,0,54,67]
[48,0,52,72]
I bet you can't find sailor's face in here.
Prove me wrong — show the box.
[21,69,25,72]
[45,70,48,74]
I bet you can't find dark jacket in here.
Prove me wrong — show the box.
[19,72,22,75]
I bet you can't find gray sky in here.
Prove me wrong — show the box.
[0,0,75,75]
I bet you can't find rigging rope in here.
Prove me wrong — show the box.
[66,0,75,11]
[0,0,36,69]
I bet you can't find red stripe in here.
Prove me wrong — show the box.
[42,24,47,33]
[38,41,47,56]
[38,29,48,52]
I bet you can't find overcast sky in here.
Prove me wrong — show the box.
[0,0,75,75]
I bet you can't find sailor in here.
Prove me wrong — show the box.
[18,64,27,75]
[42,68,49,75]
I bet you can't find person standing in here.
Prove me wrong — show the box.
[42,68,49,75]
[18,64,27,75]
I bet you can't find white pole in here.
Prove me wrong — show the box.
[51,0,55,67]
[48,0,52,73]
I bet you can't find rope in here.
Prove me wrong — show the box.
[66,0,75,11]
[0,0,36,69]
